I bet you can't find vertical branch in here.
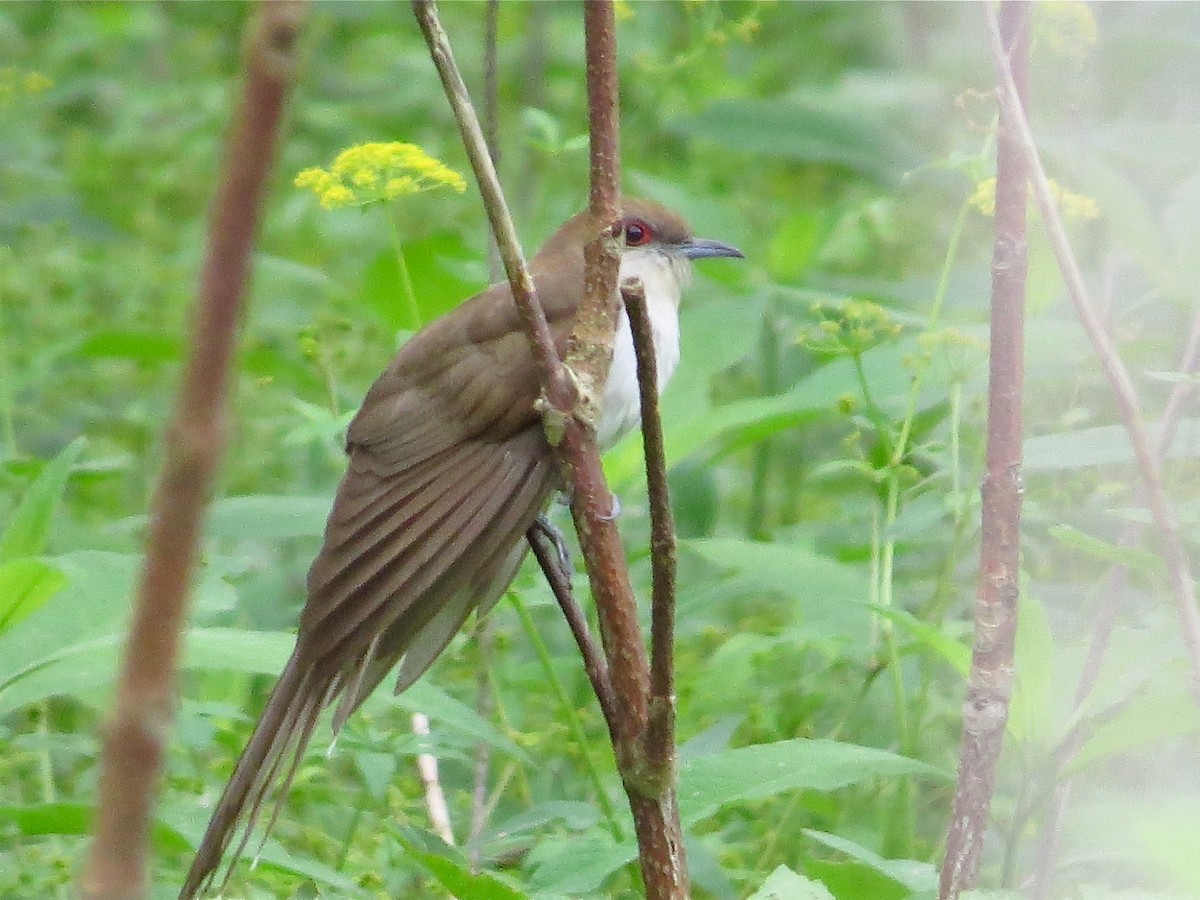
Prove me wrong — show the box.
[623,279,678,775]
[412,3,687,896]
[81,4,305,897]
[985,5,1200,686]
[939,4,1030,897]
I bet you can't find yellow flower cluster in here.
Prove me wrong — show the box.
[969,176,1099,221]
[1035,1,1098,63]
[0,68,53,104]
[799,299,902,357]
[295,142,467,210]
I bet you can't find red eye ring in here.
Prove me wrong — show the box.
[623,218,652,246]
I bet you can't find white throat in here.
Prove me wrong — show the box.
[596,248,690,449]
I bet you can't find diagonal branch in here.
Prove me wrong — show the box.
[81,4,305,897]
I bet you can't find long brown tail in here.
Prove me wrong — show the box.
[179,648,333,899]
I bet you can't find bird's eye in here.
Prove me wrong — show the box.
[623,219,652,246]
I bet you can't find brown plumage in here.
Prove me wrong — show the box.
[179,199,716,898]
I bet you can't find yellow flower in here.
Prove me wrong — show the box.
[295,141,467,209]
[0,67,53,105]
[969,177,996,216]
[799,299,901,357]
[970,176,1099,221]
[1035,1,1098,63]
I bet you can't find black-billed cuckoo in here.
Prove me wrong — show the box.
[181,198,742,897]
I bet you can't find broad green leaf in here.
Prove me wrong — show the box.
[1009,595,1056,747]
[205,495,330,540]
[748,865,835,900]
[0,437,86,562]
[0,558,66,633]
[0,550,136,708]
[1069,688,1200,776]
[682,538,871,610]
[526,830,636,895]
[1049,524,1159,573]
[397,827,529,900]
[871,605,970,677]
[804,829,937,892]
[359,233,478,331]
[678,738,947,824]
[670,97,924,184]
[1024,418,1200,471]
[0,802,188,851]
[77,329,181,364]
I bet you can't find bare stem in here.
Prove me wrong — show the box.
[526,522,618,731]
[623,278,678,777]
[81,5,305,897]
[939,4,1030,897]
[985,5,1200,686]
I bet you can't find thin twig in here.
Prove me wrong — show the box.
[527,522,618,731]
[411,0,574,415]
[81,5,305,897]
[939,5,1030,897]
[623,278,678,775]
[986,4,1200,687]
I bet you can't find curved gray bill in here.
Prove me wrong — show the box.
[680,237,744,260]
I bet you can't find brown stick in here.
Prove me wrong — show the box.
[985,5,1200,689]
[939,4,1030,897]
[623,278,678,779]
[411,0,574,417]
[572,8,687,898]
[527,522,618,731]
[81,5,305,898]
[411,3,686,895]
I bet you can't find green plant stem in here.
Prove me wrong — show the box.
[508,593,623,840]
[386,208,421,329]
[871,200,973,859]
[335,781,372,871]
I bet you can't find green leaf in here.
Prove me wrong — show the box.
[526,830,635,895]
[0,550,136,715]
[678,738,947,824]
[748,865,835,900]
[359,233,478,331]
[1024,418,1200,471]
[681,538,872,640]
[77,329,181,364]
[670,96,924,184]
[0,437,86,562]
[205,495,330,540]
[803,829,937,892]
[0,558,67,634]
[1049,524,1160,573]
[397,827,529,900]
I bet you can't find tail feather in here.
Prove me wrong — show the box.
[179,650,331,899]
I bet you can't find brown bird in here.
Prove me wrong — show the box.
[180,198,742,897]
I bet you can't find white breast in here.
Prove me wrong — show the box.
[596,249,689,449]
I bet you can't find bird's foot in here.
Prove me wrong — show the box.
[532,513,572,573]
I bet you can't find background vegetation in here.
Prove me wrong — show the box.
[2,2,1199,897]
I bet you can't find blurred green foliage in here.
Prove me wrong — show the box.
[2,2,1200,898]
